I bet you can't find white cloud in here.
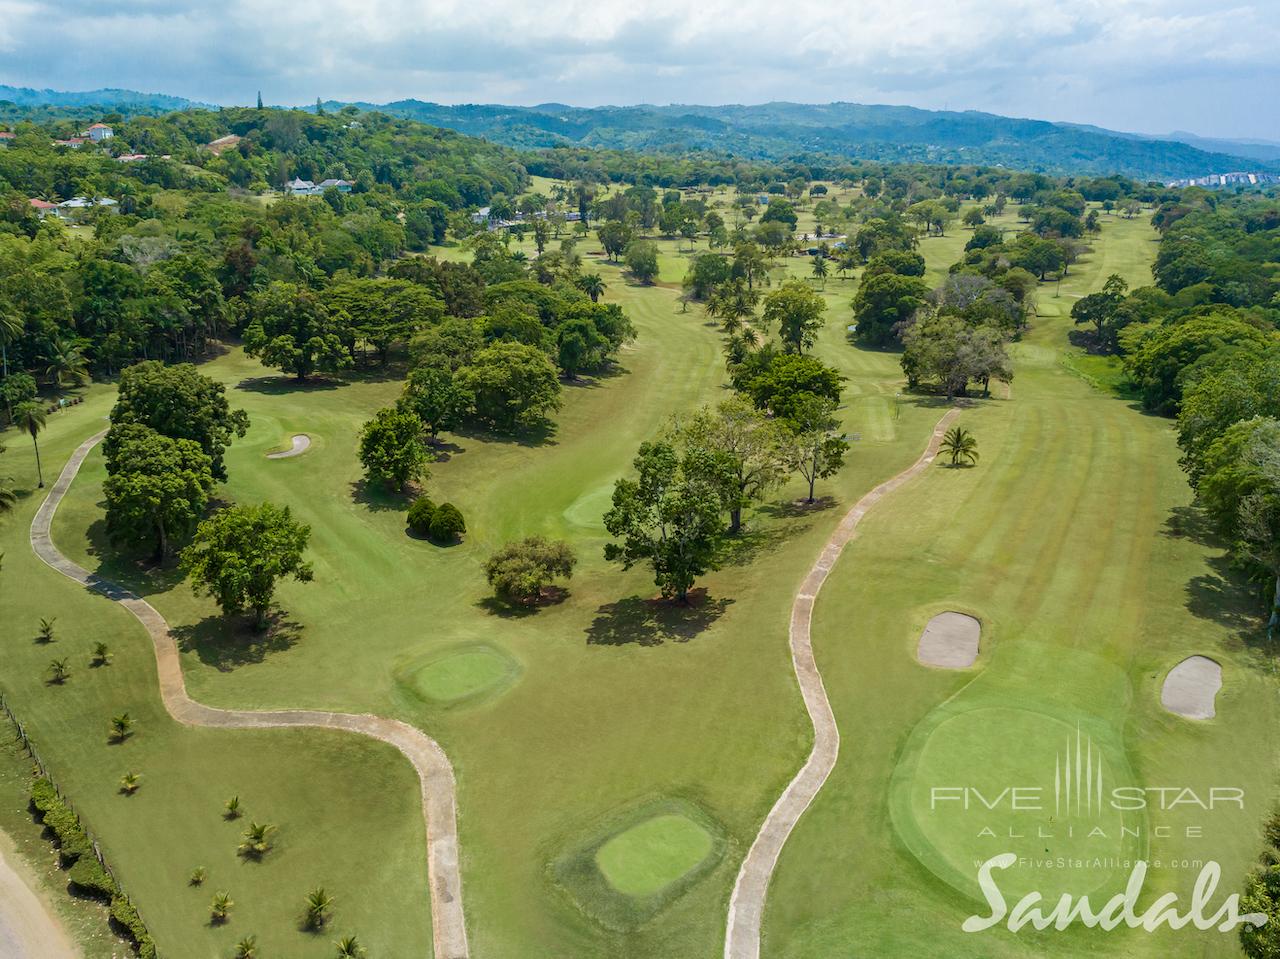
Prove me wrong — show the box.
[1,0,1276,137]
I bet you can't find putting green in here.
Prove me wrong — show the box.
[594,814,714,897]
[403,646,520,706]
[890,643,1146,903]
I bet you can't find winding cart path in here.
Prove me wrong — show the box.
[30,431,469,959]
[723,408,960,959]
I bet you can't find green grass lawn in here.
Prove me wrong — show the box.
[761,211,1278,958]
[2,192,1267,958]
[594,813,714,897]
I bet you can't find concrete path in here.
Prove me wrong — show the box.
[723,408,960,959]
[266,434,311,459]
[30,432,469,959]
[0,842,78,959]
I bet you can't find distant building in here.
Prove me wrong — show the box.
[0,131,14,147]
[54,137,88,149]
[288,177,354,196]
[28,198,58,217]
[317,178,354,193]
[115,154,148,163]
[288,177,317,195]
[56,196,119,218]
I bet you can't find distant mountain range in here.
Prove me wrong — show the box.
[1,84,1273,180]
[0,84,208,112]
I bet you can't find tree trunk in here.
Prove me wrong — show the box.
[807,473,816,503]
[729,506,742,534]
[31,436,42,488]
[1270,574,1279,643]
[156,513,168,561]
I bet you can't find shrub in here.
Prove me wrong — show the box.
[110,894,157,958]
[429,503,465,543]
[406,496,437,536]
[68,855,115,899]
[484,537,576,603]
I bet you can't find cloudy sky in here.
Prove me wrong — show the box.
[1,0,1277,139]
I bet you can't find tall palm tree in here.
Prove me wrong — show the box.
[14,402,46,488]
[811,254,828,289]
[578,273,606,303]
[305,887,334,928]
[44,339,90,389]
[0,311,21,379]
[940,426,979,468]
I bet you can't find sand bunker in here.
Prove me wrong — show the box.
[916,612,981,668]
[1161,656,1222,720]
[266,434,311,459]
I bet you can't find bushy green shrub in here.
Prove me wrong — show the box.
[68,855,115,899]
[429,503,466,543]
[406,496,437,536]
[110,894,157,958]
[31,778,92,864]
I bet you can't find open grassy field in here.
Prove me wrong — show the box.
[1,189,1270,958]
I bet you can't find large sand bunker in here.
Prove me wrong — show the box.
[1161,656,1222,720]
[916,612,981,668]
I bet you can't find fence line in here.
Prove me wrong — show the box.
[0,692,157,956]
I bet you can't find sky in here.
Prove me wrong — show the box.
[1,0,1277,140]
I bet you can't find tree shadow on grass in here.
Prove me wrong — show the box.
[450,419,558,449]
[172,613,302,672]
[712,522,803,569]
[82,515,187,596]
[1163,505,1271,650]
[585,590,733,647]
[476,587,570,619]
[350,479,414,514]
[235,375,346,395]
[757,495,837,520]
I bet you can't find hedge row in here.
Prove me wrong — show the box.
[30,777,157,958]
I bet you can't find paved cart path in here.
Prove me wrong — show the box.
[723,408,960,959]
[0,842,78,959]
[30,431,469,959]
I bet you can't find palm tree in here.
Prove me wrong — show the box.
[0,311,20,379]
[305,886,334,929]
[189,866,207,886]
[14,402,46,488]
[224,795,241,819]
[333,935,365,958]
[234,936,258,959]
[92,642,111,665]
[46,658,70,684]
[210,891,233,923]
[0,480,14,515]
[36,617,55,643]
[43,339,89,388]
[811,254,829,289]
[120,771,141,794]
[110,712,134,742]
[578,273,606,303]
[238,822,275,860]
[940,426,979,468]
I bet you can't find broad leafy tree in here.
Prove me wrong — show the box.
[181,502,314,629]
[244,282,351,381]
[358,407,430,491]
[784,394,850,502]
[762,280,827,354]
[455,341,561,431]
[604,441,727,603]
[484,537,577,603]
[107,361,249,480]
[103,423,214,559]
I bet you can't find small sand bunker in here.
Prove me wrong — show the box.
[266,434,311,459]
[1161,656,1222,720]
[916,612,981,669]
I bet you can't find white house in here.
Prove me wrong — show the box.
[317,178,354,193]
[83,123,114,142]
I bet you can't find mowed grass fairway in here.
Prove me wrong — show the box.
[1,192,1272,958]
[763,214,1280,958]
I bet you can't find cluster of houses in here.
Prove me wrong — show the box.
[1165,171,1280,189]
[287,177,355,196]
[27,196,119,219]
[470,207,582,230]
